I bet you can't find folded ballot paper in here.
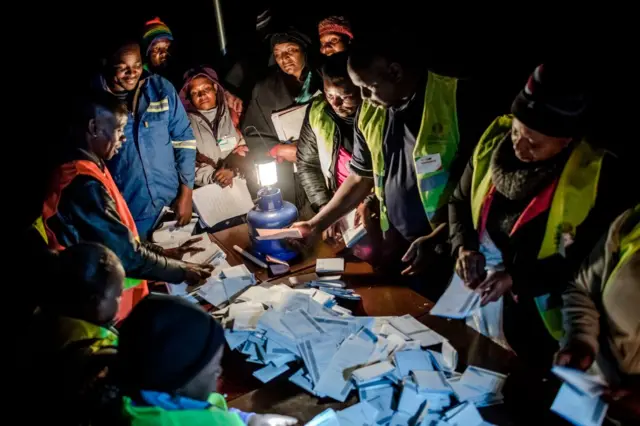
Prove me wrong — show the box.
[216,274,509,426]
[430,273,481,319]
[550,367,609,426]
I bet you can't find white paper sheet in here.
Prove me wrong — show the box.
[316,258,345,273]
[151,218,198,248]
[271,103,310,142]
[551,383,608,426]
[430,274,481,319]
[551,366,608,398]
[255,228,303,240]
[192,177,254,228]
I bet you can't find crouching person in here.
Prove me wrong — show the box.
[23,243,124,424]
[116,294,298,426]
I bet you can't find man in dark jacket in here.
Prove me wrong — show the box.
[42,93,212,320]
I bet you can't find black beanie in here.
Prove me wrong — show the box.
[117,294,225,393]
[511,64,587,138]
[270,29,311,51]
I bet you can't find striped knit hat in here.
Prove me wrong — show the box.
[511,64,587,137]
[318,16,353,40]
[142,17,174,56]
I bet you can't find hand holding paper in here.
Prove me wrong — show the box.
[256,228,303,240]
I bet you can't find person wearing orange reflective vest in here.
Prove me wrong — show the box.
[556,205,639,422]
[42,93,213,320]
[448,65,631,368]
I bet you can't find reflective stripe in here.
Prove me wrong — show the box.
[33,216,48,243]
[171,140,197,149]
[419,170,449,192]
[469,115,605,340]
[308,96,336,186]
[147,98,169,113]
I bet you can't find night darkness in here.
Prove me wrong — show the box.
[15,1,635,230]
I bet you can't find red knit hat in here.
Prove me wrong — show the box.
[318,16,353,40]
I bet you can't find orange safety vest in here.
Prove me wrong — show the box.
[42,159,149,320]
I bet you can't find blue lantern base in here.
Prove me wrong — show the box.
[246,187,299,262]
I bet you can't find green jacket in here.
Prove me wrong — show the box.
[122,393,246,426]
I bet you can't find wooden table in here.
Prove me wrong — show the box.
[211,225,567,425]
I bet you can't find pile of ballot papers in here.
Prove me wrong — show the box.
[550,366,609,426]
[215,276,507,426]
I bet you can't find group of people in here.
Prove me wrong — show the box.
[20,10,638,426]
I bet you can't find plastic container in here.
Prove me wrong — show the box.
[246,187,299,261]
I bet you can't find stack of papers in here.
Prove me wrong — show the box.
[446,366,506,408]
[151,218,199,249]
[195,264,257,307]
[316,258,345,274]
[550,366,609,426]
[219,279,508,426]
[340,209,367,249]
[271,103,310,142]
[192,177,254,228]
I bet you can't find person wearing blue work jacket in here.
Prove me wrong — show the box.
[94,39,197,239]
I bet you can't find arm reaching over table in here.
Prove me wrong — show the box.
[292,173,373,241]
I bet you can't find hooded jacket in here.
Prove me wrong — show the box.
[179,67,246,187]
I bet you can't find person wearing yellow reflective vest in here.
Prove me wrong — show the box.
[556,206,639,422]
[21,243,123,425]
[293,36,491,283]
[117,294,297,426]
[42,93,213,320]
[449,65,631,368]
[297,52,382,253]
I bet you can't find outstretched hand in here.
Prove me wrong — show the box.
[248,414,298,426]
[163,237,205,260]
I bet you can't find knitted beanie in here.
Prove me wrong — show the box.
[270,29,311,50]
[117,294,225,393]
[511,64,587,138]
[318,16,354,40]
[142,17,174,56]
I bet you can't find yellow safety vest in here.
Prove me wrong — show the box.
[605,205,640,293]
[32,216,48,244]
[358,71,459,231]
[308,95,338,187]
[470,115,605,340]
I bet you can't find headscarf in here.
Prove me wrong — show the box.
[269,29,315,104]
[180,66,228,139]
[269,29,311,51]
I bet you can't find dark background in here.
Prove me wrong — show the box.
[15,1,635,230]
